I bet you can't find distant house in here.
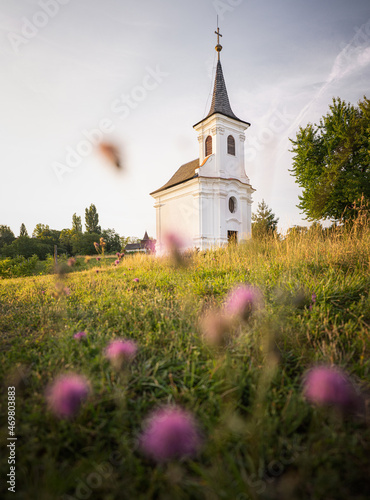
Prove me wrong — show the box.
[124,231,155,254]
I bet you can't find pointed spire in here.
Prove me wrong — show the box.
[205,60,240,121]
[193,24,250,128]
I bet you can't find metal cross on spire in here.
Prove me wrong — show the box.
[215,18,223,60]
[215,26,222,45]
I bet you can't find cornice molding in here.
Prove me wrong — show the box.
[211,126,225,135]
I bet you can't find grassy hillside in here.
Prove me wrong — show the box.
[0,223,369,500]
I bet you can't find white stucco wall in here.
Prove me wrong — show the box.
[153,179,200,252]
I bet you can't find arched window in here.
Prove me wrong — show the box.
[205,135,212,156]
[227,135,235,156]
[229,196,237,213]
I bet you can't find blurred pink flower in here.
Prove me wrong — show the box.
[133,278,139,282]
[105,339,137,369]
[73,331,87,340]
[303,366,358,410]
[163,232,183,250]
[114,259,120,265]
[46,374,90,418]
[200,311,232,346]
[223,285,262,321]
[162,232,186,265]
[140,406,202,462]
[96,257,101,261]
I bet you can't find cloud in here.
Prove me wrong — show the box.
[284,21,370,138]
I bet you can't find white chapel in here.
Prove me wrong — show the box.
[150,29,255,251]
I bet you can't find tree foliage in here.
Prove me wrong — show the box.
[32,224,50,238]
[1,237,51,260]
[85,204,101,234]
[0,225,15,248]
[71,232,101,255]
[289,96,370,221]
[19,223,28,237]
[252,200,279,238]
[72,213,82,233]
[1,205,124,259]
[101,228,121,253]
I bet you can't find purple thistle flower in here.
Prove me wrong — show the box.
[139,406,202,462]
[133,278,139,282]
[46,374,90,419]
[105,339,137,369]
[311,293,317,303]
[303,366,358,410]
[114,259,120,265]
[73,331,87,340]
[96,257,101,261]
[223,285,262,321]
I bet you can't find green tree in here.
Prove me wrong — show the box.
[101,228,121,253]
[85,204,101,234]
[19,223,28,237]
[285,225,308,239]
[72,213,82,233]
[252,200,279,238]
[32,224,50,238]
[72,232,101,255]
[59,229,74,255]
[0,225,15,249]
[289,96,370,221]
[2,238,51,260]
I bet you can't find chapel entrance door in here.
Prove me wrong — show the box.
[227,230,238,243]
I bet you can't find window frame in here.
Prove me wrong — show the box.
[229,196,237,213]
[227,135,235,156]
[205,135,212,156]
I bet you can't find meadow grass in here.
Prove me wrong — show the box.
[0,223,369,500]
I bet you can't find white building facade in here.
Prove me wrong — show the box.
[151,37,255,251]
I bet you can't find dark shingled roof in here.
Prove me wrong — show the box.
[125,243,142,251]
[150,158,199,195]
[194,60,250,127]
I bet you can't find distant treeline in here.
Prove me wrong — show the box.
[0,204,140,260]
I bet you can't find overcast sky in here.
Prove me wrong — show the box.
[1,0,370,238]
